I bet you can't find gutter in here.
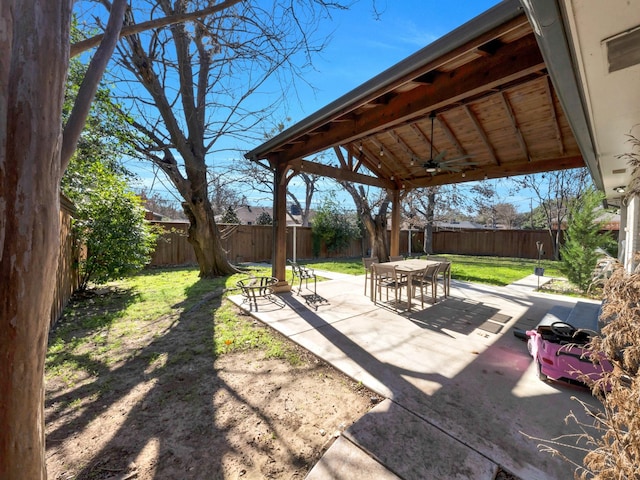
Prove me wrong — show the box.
[245,0,524,161]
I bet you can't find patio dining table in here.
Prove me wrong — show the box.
[369,258,443,312]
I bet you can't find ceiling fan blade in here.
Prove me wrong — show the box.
[433,150,447,163]
[440,154,474,164]
[449,161,479,168]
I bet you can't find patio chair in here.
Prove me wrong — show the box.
[362,256,379,296]
[288,259,317,294]
[411,263,440,308]
[389,255,404,262]
[436,261,451,297]
[236,276,278,311]
[372,263,406,308]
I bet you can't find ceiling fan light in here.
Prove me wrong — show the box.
[614,185,626,193]
[425,166,437,173]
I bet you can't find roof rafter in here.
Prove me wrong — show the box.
[499,91,531,161]
[463,105,499,165]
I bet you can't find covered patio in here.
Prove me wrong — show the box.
[229,269,598,479]
[237,0,640,477]
[245,0,640,289]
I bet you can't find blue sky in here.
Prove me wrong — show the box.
[125,1,534,212]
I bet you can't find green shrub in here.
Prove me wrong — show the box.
[311,199,360,254]
[560,187,615,291]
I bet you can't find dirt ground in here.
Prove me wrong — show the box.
[45,296,379,480]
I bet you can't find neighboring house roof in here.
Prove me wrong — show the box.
[435,220,489,230]
[144,209,163,221]
[216,205,314,226]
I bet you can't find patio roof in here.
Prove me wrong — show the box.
[245,0,585,191]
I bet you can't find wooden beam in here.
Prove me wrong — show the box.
[499,91,531,161]
[544,75,565,155]
[367,137,404,180]
[463,105,499,165]
[289,158,394,189]
[272,164,290,289]
[409,123,435,157]
[407,155,584,188]
[390,189,401,257]
[436,114,466,158]
[279,33,545,161]
[387,130,418,158]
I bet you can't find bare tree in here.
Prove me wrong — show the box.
[97,0,342,276]
[208,172,246,216]
[0,1,243,476]
[493,202,518,228]
[330,147,392,259]
[340,182,392,260]
[511,168,590,260]
[404,183,494,253]
[140,188,188,220]
[235,158,321,227]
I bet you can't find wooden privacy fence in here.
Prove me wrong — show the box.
[433,229,558,260]
[149,223,365,266]
[52,196,80,325]
[149,222,586,266]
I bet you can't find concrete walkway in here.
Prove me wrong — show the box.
[228,271,599,479]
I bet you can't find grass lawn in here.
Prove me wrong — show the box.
[46,266,375,479]
[47,265,294,384]
[303,254,564,287]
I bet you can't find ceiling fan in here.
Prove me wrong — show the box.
[420,113,475,173]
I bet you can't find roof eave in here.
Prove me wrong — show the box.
[244,0,525,162]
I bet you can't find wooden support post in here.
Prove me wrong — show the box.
[390,189,401,257]
[272,162,291,291]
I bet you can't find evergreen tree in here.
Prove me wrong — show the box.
[560,187,615,291]
[256,211,273,225]
[221,206,240,224]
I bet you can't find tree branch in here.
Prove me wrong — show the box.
[70,0,243,57]
[61,0,127,170]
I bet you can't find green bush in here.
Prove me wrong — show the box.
[311,199,360,254]
[63,160,157,290]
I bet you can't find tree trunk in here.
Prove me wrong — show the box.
[1,1,72,478]
[183,198,237,277]
[369,213,390,261]
[340,182,390,261]
[424,190,436,254]
[424,224,434,254]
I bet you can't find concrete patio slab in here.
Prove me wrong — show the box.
[228,272,601,480]
[342,399,497,480]
[305,435,402,480]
